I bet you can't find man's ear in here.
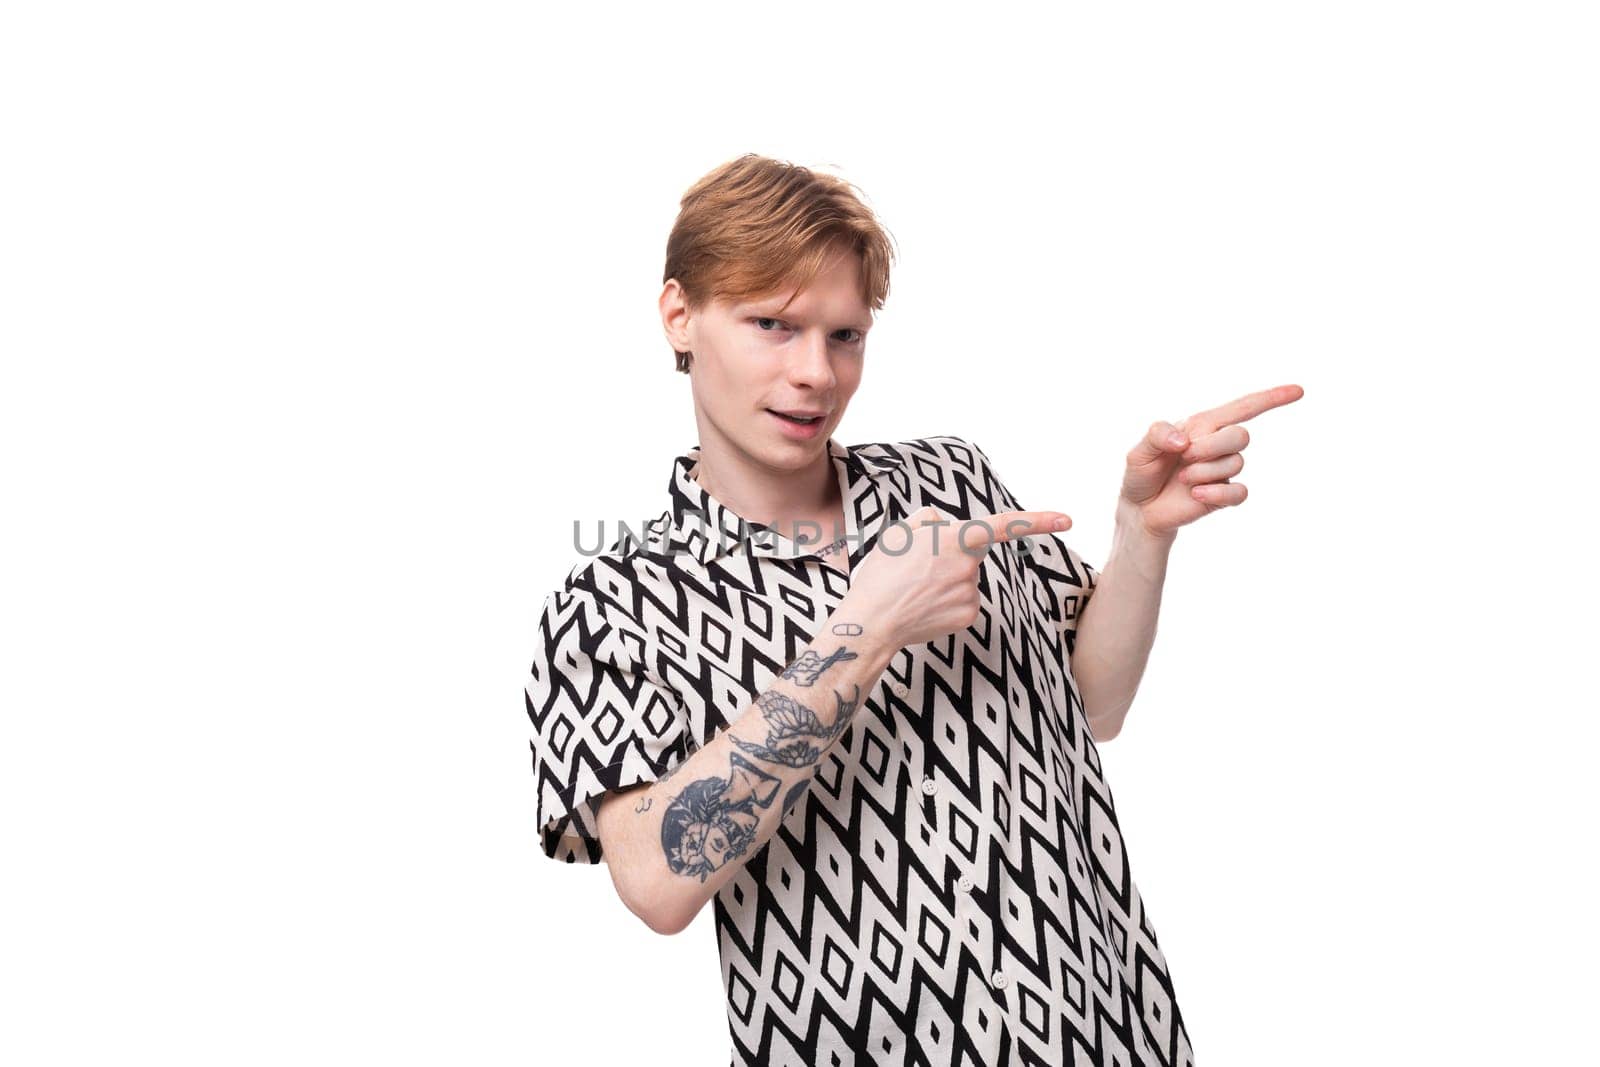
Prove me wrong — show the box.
[659,278,693,352]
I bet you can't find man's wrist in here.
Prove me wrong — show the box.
[1103,505,1173,590]
[826,597,901,675]
[1114,496,1174,540]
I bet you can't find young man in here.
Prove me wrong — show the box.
[526,153,1300,1066]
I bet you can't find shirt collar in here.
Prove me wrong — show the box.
[662,436,906,567]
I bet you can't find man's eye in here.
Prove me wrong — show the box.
[753,319,864,344]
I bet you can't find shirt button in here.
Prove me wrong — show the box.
[892,681,909,697]
[991,970,1008,989]
[920,776,937,796]
[957,874,974,892]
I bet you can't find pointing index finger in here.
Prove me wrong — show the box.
[1188,383,1304,435]
[964,511,1071,550]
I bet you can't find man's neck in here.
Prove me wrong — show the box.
[691,436,842,543]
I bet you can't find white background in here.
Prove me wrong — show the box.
[4,2,1596,1063]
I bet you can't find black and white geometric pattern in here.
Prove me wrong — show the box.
[525,435,1195,1066]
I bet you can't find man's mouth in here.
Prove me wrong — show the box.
[767,409,825,425]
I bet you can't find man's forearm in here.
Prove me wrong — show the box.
[601,595,898,935]
[1071,499,1176,741]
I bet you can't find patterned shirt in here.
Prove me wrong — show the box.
[525,435,1195,1066]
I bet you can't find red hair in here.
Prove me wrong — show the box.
[663,154,898,373]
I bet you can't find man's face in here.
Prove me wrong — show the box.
[668,250,871,472]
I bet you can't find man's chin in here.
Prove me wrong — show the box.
[732,440,818,479]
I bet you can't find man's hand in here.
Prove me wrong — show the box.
[845,506,1071,650]
[1119,383,1305,541]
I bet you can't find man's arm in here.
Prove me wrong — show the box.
[595,597,898,936]
[1071,498,1177,742]
[1076,385,1303,739]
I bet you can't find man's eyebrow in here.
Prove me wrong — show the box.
[745,304,872,331]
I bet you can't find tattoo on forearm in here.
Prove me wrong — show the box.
[730,684,861,768]
[659,752,783,882]
[831,622,863,636]
[634,795,653,813]
[780,646,858,686]
[653,636,870,877]
[781,779,810,815]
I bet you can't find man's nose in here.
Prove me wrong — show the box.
[785,331,835,389]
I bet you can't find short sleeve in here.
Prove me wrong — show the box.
[967,439,1100,657]
[524,564,689,864]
